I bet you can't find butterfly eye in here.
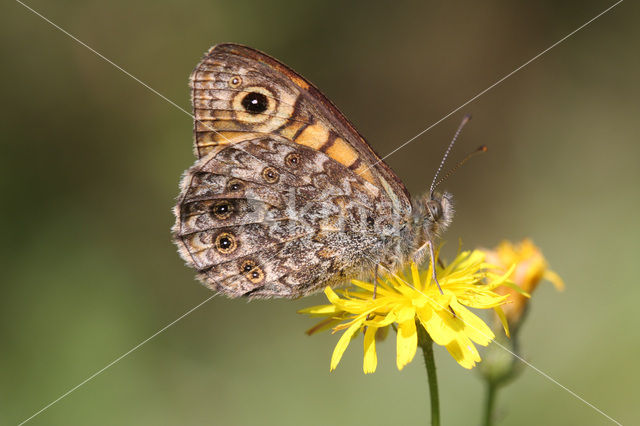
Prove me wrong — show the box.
[241,92,269,114]
[427,200,442,221]
[229,76,242,88]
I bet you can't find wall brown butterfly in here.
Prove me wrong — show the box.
[173,44,454,298]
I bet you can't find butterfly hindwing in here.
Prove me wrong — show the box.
[174,136,389,297]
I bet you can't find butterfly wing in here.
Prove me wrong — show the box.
[175,44,415,298]
[190,43,411,214]
[174,137,395,298]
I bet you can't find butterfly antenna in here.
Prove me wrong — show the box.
[433,145,488,189]
[429,114,472,196]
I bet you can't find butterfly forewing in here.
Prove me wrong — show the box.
[190,44,411,212]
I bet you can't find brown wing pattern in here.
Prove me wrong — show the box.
[174,137,395,298]
[190,43,411,214]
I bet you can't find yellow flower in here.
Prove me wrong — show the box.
[299,250,517,373]
[481,239,564,327]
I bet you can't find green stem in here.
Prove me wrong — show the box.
[483,382,498,426]
[418,328,440,426]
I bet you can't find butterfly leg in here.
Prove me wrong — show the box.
[426,241,456,316]
[373,263,380,300]
[366,264,382,322]
[427,240,444,295]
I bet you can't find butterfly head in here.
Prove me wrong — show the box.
[420,191,454,239]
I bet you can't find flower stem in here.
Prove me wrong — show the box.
[483,382,498,426]
[418,327,440,426]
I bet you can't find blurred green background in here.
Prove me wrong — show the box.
[2,1,638,425]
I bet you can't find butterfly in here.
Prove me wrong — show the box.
[173,43,455,298]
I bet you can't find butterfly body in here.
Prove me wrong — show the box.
[173,44,453,298]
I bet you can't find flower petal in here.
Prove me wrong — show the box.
[363,325,378,374]
[444,337,480,369]
[450,301,495,346]
[297,304,340,316]
[396,305,416,324]
[544,270,565,291]
[396,319,417,370]
[365,311,397,327]
[305,317,346,336]
[493,306,510,337]
[330,318,365,371]
[419,306,453,346]
[411,263,421,290]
